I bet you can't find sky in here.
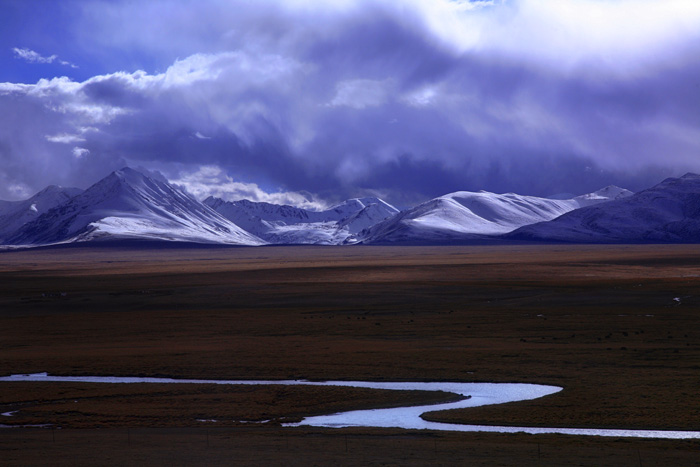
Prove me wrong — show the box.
[1,0,699,208]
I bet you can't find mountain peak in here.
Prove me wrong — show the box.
[349,197,382,205]
[112,166,150,183]
[659,173,700,186]
[31,184,83,200]
[5,167,263,246]
[578,185,633,201]
[329,197,398,215]
[38,185,63,194]
[109,166,170,187]
[109,166,141,178]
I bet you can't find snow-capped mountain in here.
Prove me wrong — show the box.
[571,185,633,207]
[337,201,403,234]
[9,164,681,248]
[509,173,700,243]
[204,196,399,245]
[351,186,632,245]
[0,185,83,242]
[6,167,264,246]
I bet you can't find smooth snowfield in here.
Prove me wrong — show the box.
[3,373,700,439]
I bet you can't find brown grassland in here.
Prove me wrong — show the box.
[0,243,699,465]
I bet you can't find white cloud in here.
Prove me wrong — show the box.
[329,79,394,109]
[72,147,90,159]
[172,166,328,210]
[4,51,304,133]
[12,47,57,64]
[160,52,304,89]
[26,76,82,96]
[5,183,32,200]
[46,133,86,144]
[58,103,130,125]
[161,53,231,88]
[418,0,700,71]
[402,85,440,107]
[60,60,79,69]
[12,47,77,68]
[2,75,130,126]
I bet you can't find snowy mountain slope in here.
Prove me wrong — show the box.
[351,187,632,245]
[0,185,83,241]
[508,174,700,243]
[572,185,633,207]
[337,201,403,234]
[260,222,352,245]
[204,196,399,244]
[6,168,264,246]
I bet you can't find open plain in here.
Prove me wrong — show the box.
[1,244,699,465]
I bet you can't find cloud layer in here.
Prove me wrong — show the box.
[1,0,699,205]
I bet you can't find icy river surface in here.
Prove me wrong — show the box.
[2,373,699,439]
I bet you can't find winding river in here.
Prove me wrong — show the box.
[2,373,699,439]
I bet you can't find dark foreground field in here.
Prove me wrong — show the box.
[1,244,699,465]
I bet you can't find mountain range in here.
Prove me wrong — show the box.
[349,186,632,245]
[509,173,700,243]
[204,196,399,245]
[1,167,700,248]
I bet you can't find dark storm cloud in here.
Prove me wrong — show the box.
[1,0,700,205]
[301,10,456,86]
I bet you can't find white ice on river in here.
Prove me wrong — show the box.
[2,373,699,439]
